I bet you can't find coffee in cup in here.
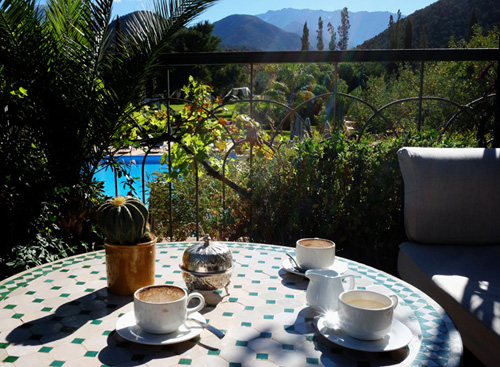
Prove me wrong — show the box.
[338,289,398,340]
[296,238,335,270]
[134,285,205,334]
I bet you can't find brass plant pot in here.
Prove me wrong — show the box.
[105,237,156,296]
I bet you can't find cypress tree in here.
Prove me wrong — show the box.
[301,22,310,51]
[317,17,324,51]
[467,9,479,41]
[404,19,413,49]
[337,7,350,50]
[327,22,337,50]
[389,10,402,49]
[388,14,394,48]
[418,25,429,48]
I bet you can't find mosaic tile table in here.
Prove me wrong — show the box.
[0,242,462,367]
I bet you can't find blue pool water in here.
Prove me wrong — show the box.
[93,155,168,202]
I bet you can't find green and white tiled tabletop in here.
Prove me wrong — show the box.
[0,242,462,366]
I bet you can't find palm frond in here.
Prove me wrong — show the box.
[97,0,218,121]
[0,0,45,74]
[128,0,218,54]
[1,0,219,185]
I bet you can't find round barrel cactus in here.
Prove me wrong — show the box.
[97,196,150,246]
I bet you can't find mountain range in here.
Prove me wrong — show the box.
[211,14,301,51]
[114,0,499,52]
[360,0,500,49]
[213,9,397,51]
[256,8,397,49]
[213,0,499,51]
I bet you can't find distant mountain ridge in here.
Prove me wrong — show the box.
[360,0,500,49]
[256,8,398,49]
[113,0,499,52]
[213,14,301,51]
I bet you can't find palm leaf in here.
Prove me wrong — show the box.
[99,0,219,127]
[1,0,219,185]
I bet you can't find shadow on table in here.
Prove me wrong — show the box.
[6,287,132,345]
[278,268,309,291]
[98,331,201,366]
[99,309,224,366]
[286,307,410,366]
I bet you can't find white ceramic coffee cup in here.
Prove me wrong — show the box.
[338,289,398,340]
[134,285,205,334]
[296,238,335,270]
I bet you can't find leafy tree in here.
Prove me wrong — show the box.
[264,64,316,106]
[418,24,429,48]
[160,21,243,96]
[122,76,271,199]
[259,63,350,130]
[467,8,479,42]
[349,26,498,144]
[301,21,310,51]
[327,22,337,50]
[404,19,413,49]
[337,7,350,50]
[389,9,402,49]
[168,20,220,52]
[386,10,403,74]
[246,129,477,274]
[0,0,218,277]
[317,16,324,51]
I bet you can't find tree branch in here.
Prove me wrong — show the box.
[139,133,251,198]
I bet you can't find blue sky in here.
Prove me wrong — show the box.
[111,0,439,21]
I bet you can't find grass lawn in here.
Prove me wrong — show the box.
[169,103,237,119]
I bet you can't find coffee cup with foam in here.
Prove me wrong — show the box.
[134,285,205,334]
[295,238,335,270]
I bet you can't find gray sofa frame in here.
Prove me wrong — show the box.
[397,147,500,367]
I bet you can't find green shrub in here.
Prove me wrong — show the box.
[148,165,248,241]
[246,130,475,274]
[147,127,475,275]
[1,183,104,278]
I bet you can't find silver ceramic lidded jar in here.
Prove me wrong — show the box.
[181,235,234,292]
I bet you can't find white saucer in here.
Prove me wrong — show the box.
[317,313,413,352]
[282,257,348,276]
[116,311,205,345]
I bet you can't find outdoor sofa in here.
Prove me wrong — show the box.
[397,147,500,367]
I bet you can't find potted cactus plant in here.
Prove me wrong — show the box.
[97,196,156,296]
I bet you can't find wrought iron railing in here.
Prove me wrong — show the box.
[113,49,500,240]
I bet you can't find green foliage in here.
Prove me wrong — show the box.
[245,130,474,274]
[126,77,268,189]
[131,77,271,241]
[361,0,500,49]
[327,22,337,51]
[349,26,498,144]
[0,0,217,279]
[256,63,350,131]
[301,22,310,51]
[316,17,324,51]
[144,53,489,274]
[337,7,350,50]
[2,182,102,277]
[404,19,413,49]
[160,21,245,96]
[148,166,247,241]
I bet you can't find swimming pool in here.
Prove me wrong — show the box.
[93,155,168,202]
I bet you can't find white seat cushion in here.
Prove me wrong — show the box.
[397,147,500,245]
[398,241,500,366]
